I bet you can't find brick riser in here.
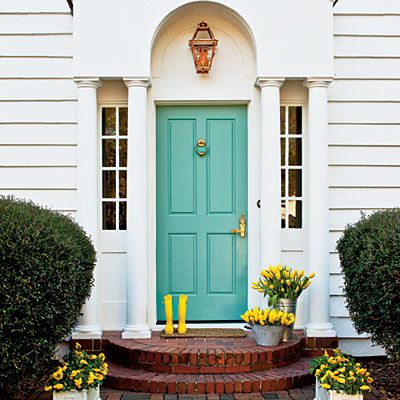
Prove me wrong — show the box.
[106,358,314,394]
[107,337,303,373]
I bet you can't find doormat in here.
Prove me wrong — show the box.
[160,328,246,338]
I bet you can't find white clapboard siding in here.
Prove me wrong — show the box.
[0,124,77,145]
[330,296,349,318]
[334,0,400,14]
[330,166,400,187]
[0,189,76,211]
[0,14,72,34]
[329,145,400,165]
[329,80,400,101]
[0,35,72,57]
[0,58,73,79]
[0,80,76,101]
[330,188,400,209]
[0,145,76,166]
[329,209,377,231]
[335,36,400,57]
[330,274,345,295]
[331,318,369,339]
[0,167,76,189]
[0,102,76,123]
[329,253,341,274]
[1,0,68,13]
[334,58,400,80]
[329,124,400,145]
[328,102,400,124]
[334,15,400,36]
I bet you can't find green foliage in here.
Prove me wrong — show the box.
[336,209,400,360]
[0,197,96,399]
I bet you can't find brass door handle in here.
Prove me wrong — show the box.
[231,213,246,238]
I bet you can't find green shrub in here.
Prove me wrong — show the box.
[336,209,400,360]
[0,197,96,399]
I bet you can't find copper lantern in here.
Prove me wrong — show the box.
[189,21,218,74]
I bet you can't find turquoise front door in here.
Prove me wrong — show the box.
[156,105,248,321]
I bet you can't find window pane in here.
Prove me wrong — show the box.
[119,170,127,198]
[288,200,302,228]
[281,169,286,197]
[280,106,286,135]
[288,106,302,135]
[119,139,127,167]
[289,138,302,166]
[102,108,116,136]
[102,170,116,198]
[102,202,116,230]
[119,201,127,230]
[102,139,116,167]
[280,138,286,166]
[281,200,286,228]
[289,170,302,197]
[119,107,128,135]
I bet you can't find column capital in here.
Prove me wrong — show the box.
[303,78,333,89]
[74,78,102,89]
[124,77,151,88]
[255,77,285,88]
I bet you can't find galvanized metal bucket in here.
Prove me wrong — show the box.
[251,324,285,346]
[277,298,297,342]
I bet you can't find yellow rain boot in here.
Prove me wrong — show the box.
[164,294,174,335]
[177,294,188,334]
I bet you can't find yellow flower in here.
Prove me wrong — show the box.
[99,353,105,361]
[74,378,83,388]
[269,284,274,290]
[96,373,104,381]
[285,271,290,278]
[280,279,284,284]
[87,371,96,385]
[298,270,304,278]
[286,279,291,286]
[367,377,374,384]
[321,383,331,389]
[75,343,82,350]
[360,385,370,391]
[309,272,316,278]
[53,384,63,391]
[281,288,285,292]
[275,271,281,280]
[44,385,52,392]
[70,370,80,379]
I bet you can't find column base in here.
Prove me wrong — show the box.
[122,324,152,339]
[306,322,336,338]
[72,324,102,339]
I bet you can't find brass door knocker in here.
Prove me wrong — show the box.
[195,138,208,157]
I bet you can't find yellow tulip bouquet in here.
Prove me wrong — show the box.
[240,306,296,326]
[252,264,315,307]
[44,343,108,393]
[310,349,373,395]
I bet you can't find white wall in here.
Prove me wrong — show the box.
[0,0,76,215]
[73,0,334,78]
[327,0,400,354]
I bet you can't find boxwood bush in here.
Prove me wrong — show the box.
[337,209,400,360]
[0,197,96,399]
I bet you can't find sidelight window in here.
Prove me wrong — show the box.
[101,106,128,230]
[280,105,303,229]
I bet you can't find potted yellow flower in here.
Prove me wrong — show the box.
[44,343,107,400]
[240,306,295,346]
[310,349,374,400]
[252,264,315,341]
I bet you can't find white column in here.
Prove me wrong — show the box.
[122,77,151,339]
[256,78,284,267]
[73,78,102,338]
[304,78,336,337]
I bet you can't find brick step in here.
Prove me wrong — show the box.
[105,357,313,394]
[107,335,303,373]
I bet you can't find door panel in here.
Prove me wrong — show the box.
[157,105,247,321]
